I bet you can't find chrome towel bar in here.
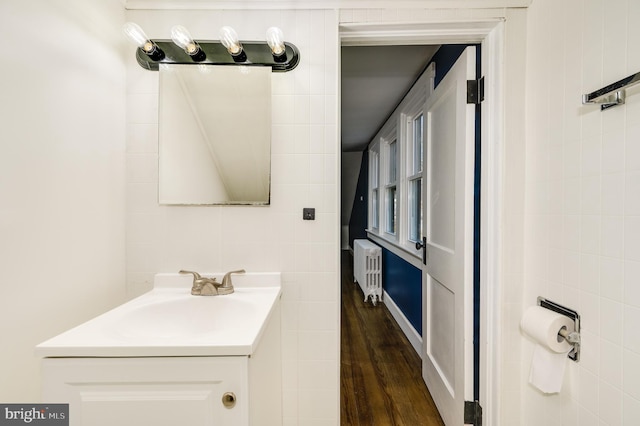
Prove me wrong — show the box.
[582,70,640,110]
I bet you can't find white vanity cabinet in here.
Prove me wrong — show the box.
[42,357,249,426]
[37,273,283,426]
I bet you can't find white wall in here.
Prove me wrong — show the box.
[341,151,363,249]
[0,0,127,401]
[124,9,340,425]
[522,0,640,424]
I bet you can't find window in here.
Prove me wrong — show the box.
[370,148,380,230]
[385,139,398,235]
[366,63,434,258]
[408,114,423,243]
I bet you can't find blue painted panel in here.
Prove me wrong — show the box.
[382,248,422,335]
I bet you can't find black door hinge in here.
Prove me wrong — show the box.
[464,400,482,426]
[467,77,485,104]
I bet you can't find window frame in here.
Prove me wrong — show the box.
[366,63,434,258]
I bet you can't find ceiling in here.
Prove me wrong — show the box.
[340,44,440,152]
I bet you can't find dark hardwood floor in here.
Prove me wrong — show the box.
[340,251,444,426]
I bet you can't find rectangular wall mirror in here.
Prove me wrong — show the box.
[158,64,271,205]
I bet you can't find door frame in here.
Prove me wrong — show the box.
[339,19,505,426]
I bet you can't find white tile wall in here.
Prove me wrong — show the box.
[124,9,340,424]
[523,0,640,424]
[0,0,127,401]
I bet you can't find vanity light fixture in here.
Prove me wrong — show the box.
[219,26,246,62]
[125,22,300,72]
[171,25,206,61]
[122,22,165,61]
[265,27,287,62]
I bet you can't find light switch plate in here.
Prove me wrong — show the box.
[303,208,315,220]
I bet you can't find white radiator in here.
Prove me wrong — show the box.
[353,239,382,305]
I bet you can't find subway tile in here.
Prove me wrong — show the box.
[294,95,311,124]
[623,392,640,426]
[599,381,622,425]
[272,94,295,125]
[601,173,624,216]
[581,135,602,177]
[563,215,580,251]
[602,0,629,85]
[624,260,640,307]
[126,154,156,184]
[623,305,640,353]
[299,360,337,390]
[578,368,599,418]
[298,302,336,331]
[126,213,162,245]
[298,389,336,422]
[625,172,640,215]
[581,175,601,215]
[600,257,624,302]
[600,338,623,388]
[601,216,624,259]
[563,251,581,289]
[293,62,311,96]
[600,298,623,346]
[626,121,640,171]
[126,124,158,154]
[581,215,601,255]
[272,124,296,155]
[309,125,324,154]
[564,138,581,179]
[601,126,625,174]
[579,330,600,375]
[580,291,600,335]
[625,216,640,262]
[579,254,600,295]
[282,358,299,390]
[298,330,338,361]
[623,349,640,400]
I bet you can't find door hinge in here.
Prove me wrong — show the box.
[467,77,485,104]
[464,400,483,426]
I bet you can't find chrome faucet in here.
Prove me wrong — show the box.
[179,269,245,296]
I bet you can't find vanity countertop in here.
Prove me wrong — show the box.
[35,272,281,358]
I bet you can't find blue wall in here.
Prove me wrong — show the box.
[382,249,422,334]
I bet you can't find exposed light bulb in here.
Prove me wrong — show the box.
[171,25,201,56]
[123,22,164,60]
[219,26,243,56]
[266,27,286,57]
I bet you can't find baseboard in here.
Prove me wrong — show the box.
[383,291,422,358]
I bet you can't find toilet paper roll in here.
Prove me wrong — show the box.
[521,306,575,393]
[520,306,574,353]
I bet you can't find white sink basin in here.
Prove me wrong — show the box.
[113,297,250,339]
[35,272,281,357]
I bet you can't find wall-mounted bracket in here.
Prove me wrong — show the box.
[582,70,640,111]
[135,40,300,72]
[537,297,581,362]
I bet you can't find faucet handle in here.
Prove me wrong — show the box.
[179,270,202,280]
[221,269,246,288]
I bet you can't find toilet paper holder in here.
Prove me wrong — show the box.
[537,297,581,362]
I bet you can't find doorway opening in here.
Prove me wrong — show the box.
[339,20,505,426]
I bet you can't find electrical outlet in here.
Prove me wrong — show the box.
[303,208,315,220]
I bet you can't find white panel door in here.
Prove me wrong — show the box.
[422,47,476,426]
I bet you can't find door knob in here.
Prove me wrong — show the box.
[222,392,236,408]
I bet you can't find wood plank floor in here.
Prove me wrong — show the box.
[341,251,444,426]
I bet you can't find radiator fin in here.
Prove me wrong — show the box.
[353,239,382,305]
